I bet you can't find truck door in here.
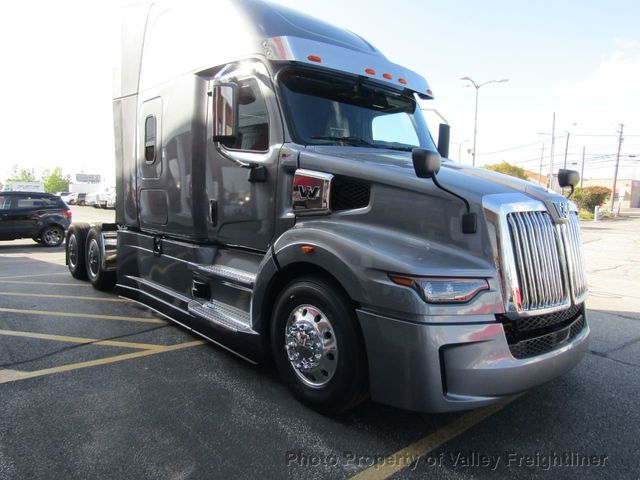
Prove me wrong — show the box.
[206,65,282,251]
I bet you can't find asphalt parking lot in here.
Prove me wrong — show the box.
[1,206,639,479]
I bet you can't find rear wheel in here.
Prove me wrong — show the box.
[85,227,116,290]
[40,225,64,247]
[271,276,368,414]
[66,223,90,280]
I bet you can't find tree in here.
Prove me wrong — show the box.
[41,167,71,193]
[572,186,611,212]
[484,162,529,180]
[6,165,37,184]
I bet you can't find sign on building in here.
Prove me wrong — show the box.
[75,174,101,184]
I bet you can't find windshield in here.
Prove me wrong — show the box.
[278,68,436,152]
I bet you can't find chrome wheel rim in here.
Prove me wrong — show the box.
[88,238,100,278]
[43,227,62,246]
[68,234,78,268]
[284,305,338,388]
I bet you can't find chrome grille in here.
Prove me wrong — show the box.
[507,211,567,311]
[561,212,588,302]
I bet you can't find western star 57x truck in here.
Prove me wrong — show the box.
[65,0,589,413]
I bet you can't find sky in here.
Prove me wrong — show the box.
[1,0,639,187]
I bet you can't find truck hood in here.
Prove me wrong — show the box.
[300,146,566,206]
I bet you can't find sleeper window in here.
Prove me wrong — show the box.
[221,78,269,152]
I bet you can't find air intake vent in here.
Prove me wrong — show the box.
[331,177,370,211]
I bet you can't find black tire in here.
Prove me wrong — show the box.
[39,225,65,247]
[66,223,90,280]
[271,276,368,414]
[85,227,116,290]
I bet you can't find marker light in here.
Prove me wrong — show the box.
[398,78,407,85]
[426,89,433,96]
[307,55,322,63]
[364,68,376,75]
[389,275,489,304]
[382,73,392,80]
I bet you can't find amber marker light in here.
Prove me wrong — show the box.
[301,245,315,254]
[365,68,376,75]
[307,55,322,63]
[382,73,392,80]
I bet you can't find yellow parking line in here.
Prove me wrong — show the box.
[0,291,128,302]
[0,340,205,384]
[0,307,165,324]
[0,329,164,351]
[350,395,522,480]
[0,280,92,288]
[0,272,68,280]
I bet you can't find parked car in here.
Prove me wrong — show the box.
[0,192,71,246]
[86,187,115,208]
[104,190,116,209]
[61,192,79,205]
[85,191,100,207]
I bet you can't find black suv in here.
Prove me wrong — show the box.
[0,192,71,247]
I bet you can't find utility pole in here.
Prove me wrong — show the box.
[548,112,556,189]
[580,146,585,188]
[538,143,545,185]
[563,132,570,169]
[610,123,624,212]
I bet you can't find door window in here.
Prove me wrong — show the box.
[221,78,269,152]
[0,196,10,209]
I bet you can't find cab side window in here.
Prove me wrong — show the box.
[221,78,269,152]
[0,196,10,209]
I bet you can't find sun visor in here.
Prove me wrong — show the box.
[262,36,433,99]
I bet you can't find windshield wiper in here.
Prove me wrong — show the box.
[310,135,381,148]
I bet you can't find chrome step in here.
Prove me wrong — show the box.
[194,264,256,289]
[188,299,256,334]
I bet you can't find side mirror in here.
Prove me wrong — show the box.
[212,83,238,142]
[557,169,580,199]
[437,123,450,159]
[412,148,441,178]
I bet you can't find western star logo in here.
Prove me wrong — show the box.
[554,202,570,220]
[297,185,320,200]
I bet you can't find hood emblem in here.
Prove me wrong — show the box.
[553,201,571,220]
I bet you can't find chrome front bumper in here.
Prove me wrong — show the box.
[357,310,589,413]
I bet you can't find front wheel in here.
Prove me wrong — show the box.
[271,276,368,414]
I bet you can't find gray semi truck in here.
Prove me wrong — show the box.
[65,0,589,413]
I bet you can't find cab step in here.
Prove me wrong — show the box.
[194,264,256,289]
[188,299,256,334]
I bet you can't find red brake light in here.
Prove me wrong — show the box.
[64,210,72,221]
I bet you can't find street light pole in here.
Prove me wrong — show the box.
[460,76,509,167]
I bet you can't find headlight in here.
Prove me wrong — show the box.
[389,275,489,304]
